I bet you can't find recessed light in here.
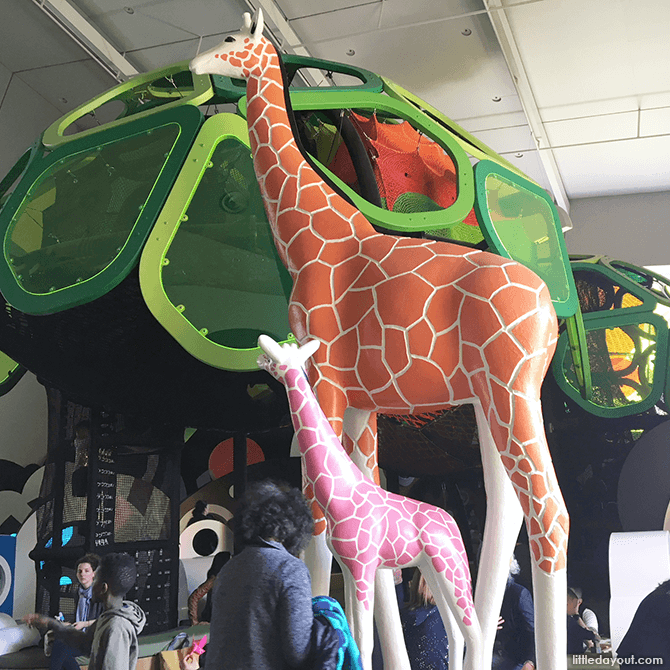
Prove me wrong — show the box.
[60,97,68,104]
[346,49,355,56]
[124,6,135,14]
[461,28,472,36]
[492,96,502,103]
[515,153,523,158]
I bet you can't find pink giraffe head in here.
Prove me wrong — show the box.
[190,9,267,80]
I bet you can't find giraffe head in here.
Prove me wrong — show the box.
[257,335,320,383]
[189,9,269,80]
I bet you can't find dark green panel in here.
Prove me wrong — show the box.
[162,136,292,349]
[0,106,203,314]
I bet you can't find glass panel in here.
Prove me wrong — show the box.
[161,137,292,348]
[563,322,657,408]
[7,124,181,294]
[484,173,570,302]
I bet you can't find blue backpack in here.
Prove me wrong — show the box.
[311,596,363,670]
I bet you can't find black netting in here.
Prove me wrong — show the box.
[0,267,289,429]
[574,269,643,314]
[31,391,183,632]
[128,548,175,631]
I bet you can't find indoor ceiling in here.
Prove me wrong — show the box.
[1,0,669,213]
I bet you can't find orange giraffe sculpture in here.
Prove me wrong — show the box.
[191,10,569,670]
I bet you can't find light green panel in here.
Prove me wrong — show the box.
[0,351,26,397]
[139,113,295,372]
[42,61,213,148]
[474,160,578,318]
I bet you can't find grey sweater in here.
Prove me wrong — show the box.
[205,539,314,670]
[59,601,146,670]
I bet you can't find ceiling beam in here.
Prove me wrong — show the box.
[31,0,139,82]
[484,0,570,213]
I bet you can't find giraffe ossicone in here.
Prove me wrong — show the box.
[257,334,482,670]
[191,10,568,670]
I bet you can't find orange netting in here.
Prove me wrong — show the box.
[327,111,479,226]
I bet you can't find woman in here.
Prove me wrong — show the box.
[400,569,449,670]
[48,553,103,670]
[188,551,231,625]
[204,481,315,670]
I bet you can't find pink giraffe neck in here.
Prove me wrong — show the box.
[276,364,369,496]
[242,41,376,277]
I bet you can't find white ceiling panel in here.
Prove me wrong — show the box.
[0,77,62,177]
[0,0,92,72]
[289,4,383,45]
[132,0,247,39]
[305,13,522,123]
[640,107,670,138]
[17,60,115,117]
[81,6,197,53]
[376,0,486,30]
[278,0,379,21]
[545,112,639,148]
[471,124,535,155]
[457,109,528,133]
[0,62,11,101]
[555,135,670,199]
[128,38,203,71]
[503,0,670,109]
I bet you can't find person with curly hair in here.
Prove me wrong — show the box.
[204,480,315,670]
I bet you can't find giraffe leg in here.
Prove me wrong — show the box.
[343,409,410,669]
[340,562,376,670]
[532,562,567,669]
[474,403,524,670]
[373,570,411,670]
[419,563,468,670]
[304,532,333,597]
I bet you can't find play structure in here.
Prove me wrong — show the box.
[0,5,668,666]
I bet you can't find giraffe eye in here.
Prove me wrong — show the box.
[225,36,235,43]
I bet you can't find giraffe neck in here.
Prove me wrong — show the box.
[283,366,367,502]
[245,44,374,274]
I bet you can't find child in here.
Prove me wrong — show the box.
[26,553,146,670]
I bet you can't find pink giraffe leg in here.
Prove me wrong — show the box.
[257,335,482,670]
[191,12,569,670]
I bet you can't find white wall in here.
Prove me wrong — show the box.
[566,191,670,267]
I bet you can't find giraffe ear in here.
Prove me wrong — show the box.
[250,7,264,39]
[300,339,320,361]
[258,334,282,362]
[242,12,252,32]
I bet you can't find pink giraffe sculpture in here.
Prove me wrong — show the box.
[191,10,569,670]
[257,334,482,670]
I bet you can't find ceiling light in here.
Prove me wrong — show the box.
[492,96,502,103]
[515,153,523,158]
[461,28,472,36]
[60,97,68,104]
[124,6,134,14]
[346,49,355,56]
